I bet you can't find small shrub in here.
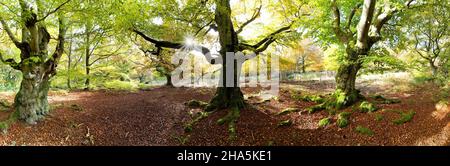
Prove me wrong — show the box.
[393,111,415,125]
[355,126,374,136]
[359,101,378,113]
[278,119,292,127]
[277,108,300,115]
[318,117,331,127]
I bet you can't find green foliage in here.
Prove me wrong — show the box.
[393,111,415,125]
[374,114,384,122]
[412,74,434,85]
[0,65,21,91]
[278,119,293,127]
[306,103,325,114]
[355,126,374,136]
[104,80,138,91]
[337,112,351,128]
[359,101,378,113]
[0,99,11,111]
[277,108,300,115]
[318,117,331,127]
[0,122,8,134]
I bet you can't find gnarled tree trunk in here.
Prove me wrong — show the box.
[14,68,51,124]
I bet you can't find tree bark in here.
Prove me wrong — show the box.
[165,74,173,87]
[335,51,363,105]
[205,0,245,112]
[84,23,91,90]
[14,67,51,124]
[429,60,438,77]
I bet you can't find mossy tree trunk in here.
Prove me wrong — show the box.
[334,50,363,105]
[204,0,245,112]
[326,0,409,108]
[14,68,51,124]
[0,2,67,124]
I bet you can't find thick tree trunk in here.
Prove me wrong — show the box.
[205,87,245,112]
[14,69,50,124]
[84,65,90,90]
[333,50,363,108]
[165,74,173,87]
[429,60,438,77]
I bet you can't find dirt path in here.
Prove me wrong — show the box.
[0,82,449,146]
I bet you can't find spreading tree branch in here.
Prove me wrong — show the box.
[133,29,218,64]
[0,18,22,48]
[37,0,71,22]
[236,4,262,34]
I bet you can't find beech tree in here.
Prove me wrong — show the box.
[308,0,419,109]
[404,0,449,78]
[0,0,71,124]
[129,0,303,113]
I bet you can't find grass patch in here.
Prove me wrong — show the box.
[393,111,415,125]
[359,101,378,113]
[277,108,300,115]
[374,114,384,122]
[318,117,331,127]
[278,119,292,127]
[104,80,138,91]
[336,112,351,128]
[355,125,374,136]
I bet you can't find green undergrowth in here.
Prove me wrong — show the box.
[355,125,374,136]
[318,117,331,127]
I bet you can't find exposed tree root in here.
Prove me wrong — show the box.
[306,89,365,114]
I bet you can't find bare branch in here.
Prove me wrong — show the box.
[133,29,218,64]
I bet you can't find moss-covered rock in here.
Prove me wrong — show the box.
[355,125,374,136]
[336,112,351,128]
[393,111,415,125]
[318,117,331,127]
[359,101,377,112]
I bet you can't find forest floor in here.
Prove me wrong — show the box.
[0,80,449,146]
